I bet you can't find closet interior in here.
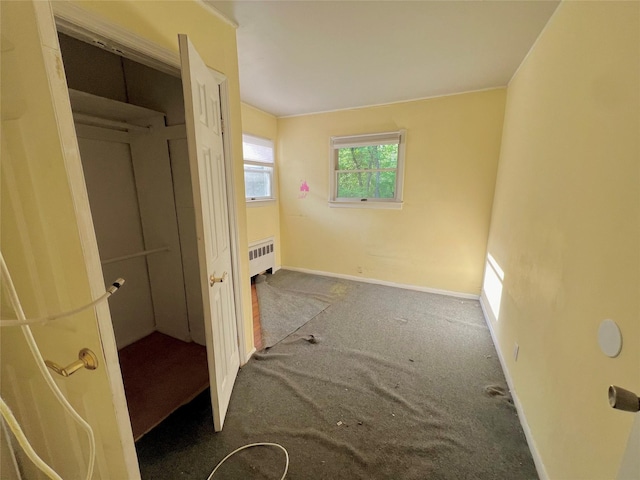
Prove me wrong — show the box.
[58,33,210,440]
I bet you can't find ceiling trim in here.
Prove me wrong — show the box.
[197,1,238,28]
[276,86,507,119]
[241,102,277,119]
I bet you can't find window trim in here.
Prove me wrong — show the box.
[242,133,275,202]
[329,130,406,208]
[246,197,276,207]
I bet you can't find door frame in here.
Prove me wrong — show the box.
[52,0,248,471]
[52,2,248,361]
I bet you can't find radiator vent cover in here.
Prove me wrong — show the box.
[249,237,275,277]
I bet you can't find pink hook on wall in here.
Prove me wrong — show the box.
[299,180,309,199]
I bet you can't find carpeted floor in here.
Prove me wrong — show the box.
[255,273,330,348]
[136,270,537,479]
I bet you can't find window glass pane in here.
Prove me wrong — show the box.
[337,144,398,171]
[244,164,272,199]
[337,171,396,199]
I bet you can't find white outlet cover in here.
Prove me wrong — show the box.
[598,319,622,358]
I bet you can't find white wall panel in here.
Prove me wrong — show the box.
[77,137,155,347]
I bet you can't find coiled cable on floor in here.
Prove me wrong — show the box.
[207,442,289,480]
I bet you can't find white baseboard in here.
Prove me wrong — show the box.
[243,347,256,365]
[281,266,479,300]
[479,293,548,480]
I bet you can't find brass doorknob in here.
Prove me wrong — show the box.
[45,348,98,377]
[209,271,228,286]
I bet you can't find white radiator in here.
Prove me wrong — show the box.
[249,237,275,277]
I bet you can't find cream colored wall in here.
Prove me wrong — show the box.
[73,0,253,355]
[241,103,282,268]
[485,2,639,478]
[278,89,506,294]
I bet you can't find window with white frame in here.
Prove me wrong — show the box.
[330,130,406,208]
[243,134,275,202]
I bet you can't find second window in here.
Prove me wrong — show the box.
[330,130,405,207]
[243,133,275,202]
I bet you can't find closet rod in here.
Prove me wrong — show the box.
[101,246,169,266]
[73,113,151,134]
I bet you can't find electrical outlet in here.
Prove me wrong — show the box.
[513,343,520,362]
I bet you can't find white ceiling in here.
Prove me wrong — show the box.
[208,1,559,117]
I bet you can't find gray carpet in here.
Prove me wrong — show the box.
[136,270,537,479]
[255,273,330,348]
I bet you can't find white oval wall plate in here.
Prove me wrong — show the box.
[598,319,622,358]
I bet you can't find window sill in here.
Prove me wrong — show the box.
[246,199,277,207]
[328,201,403,210]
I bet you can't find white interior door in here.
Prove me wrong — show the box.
[1,1,139,478]
[179,34,240,431]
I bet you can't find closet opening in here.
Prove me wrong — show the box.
[58,32,210,441]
